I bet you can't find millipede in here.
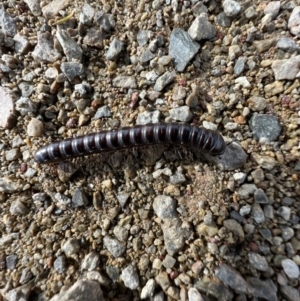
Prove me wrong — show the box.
[34,123,226,164]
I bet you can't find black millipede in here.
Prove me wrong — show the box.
[34,123,226,164]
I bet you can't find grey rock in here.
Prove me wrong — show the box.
[10,200,29,215]
[81,252,100,271]
[254,188,269,204]
[288,6,300,36]
[162,219,192,255]
[103,236,126,258]
[12,135,25,148]
[280,285,299,301]
[112,75,137,89]
[80,4,95,25]
[162,255,176,269]
[251,202,265,224]
[264,1,280,18]
[249,114,281,141]
[248,252,269,271]
[139,48,155,63]
[14,34,31,53]
[24,168,37,178]
[264,205,274,219]
[281,226,294,241]
[136,110,161,124]
[281,259,300,279]
[245,6,257,19]
[54,192,71,205]
[106,38,124,61]
[24,0,42,16]
[121,265,139,290]
[247,96,267,111]
[272,56,300,80]
[63,238,80,258]
[137,30,151,46]
[188,15,216,41]
[18,82,34,97]
[223,0,241,17]
[16,97,37,116]
[169,106,193,122]
[169,28,200,72]
[1,282,33,301]
[50,280,103,301]
[276,206,291,220]
[215,264,251,294]
[169,171,186,185]
[42,0,72,19]
[194,279,234,301]
[72,188,89,207]
[203,141,247,171]
[0,87,17,129]
[247,278,277,301]
[54,255,67,274]
[253,37,278,53]
[0,9,17,36]
[239,205,251,216]
[277,37,299,52]
[153,195,178,220]
[154,70,177,91]
[234,56,247,75]
[233,172,247,184]
[94,105,112,119]
[6,254,18,270]
[56,29,83,62]
[106,265,120,282]
[0,176,25,193]
[188,288,204,301]
[140,278,156,299]
[113,225,128,241]
[215,12,231,27]
[83,27,105,48]
[32,32,61,63]
[19,267,33,284]
[192,2,208,16]
[5,149,20,161]
[61,62,84,81]
[223,219,244,241]
[94,11,115,32]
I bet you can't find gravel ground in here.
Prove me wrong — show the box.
[0,0,300,300]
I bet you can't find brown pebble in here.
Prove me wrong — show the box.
[233,116,246,124]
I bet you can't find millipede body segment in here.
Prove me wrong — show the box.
[34,123,226,164]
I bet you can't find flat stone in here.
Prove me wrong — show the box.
[288,6,300,36]
[223,219,244,241]
[169,106,193,122]
[281,259,300,279]
[0,9,17,36]
[27,118,44,137]
[140,279,156,299]
[248,252,269,271]
[0,87,17,129]
[280,285,300,301]
[215,264,251,294]
[188,15,216,41]
[49,280,103,301]
[277,37,299,53]
[272,56,300,80]
[81,252,100,271]
[24,0,42,16]
[154,71,177,91]
[223,0,241,17]
[153,195,178,220]
[106,38,124,61]
[169,28,200,72]
[32,32,62,63]
[94,105,112,119]
[56,29,83,62]
[121,265,139,290]
[72,188,89,207]
[62,238,80,257]
[254,188,269,204]
[61,62,84,81]
[14,34,31,53]
[42,0,72,20]
[247,278,277,301]
[103,236,126,258]
[264,1,281,19]
[83,27,105,48]
[112,75,137,89]
[136,110,161,124]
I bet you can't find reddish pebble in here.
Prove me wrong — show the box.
[248,241,259,252]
